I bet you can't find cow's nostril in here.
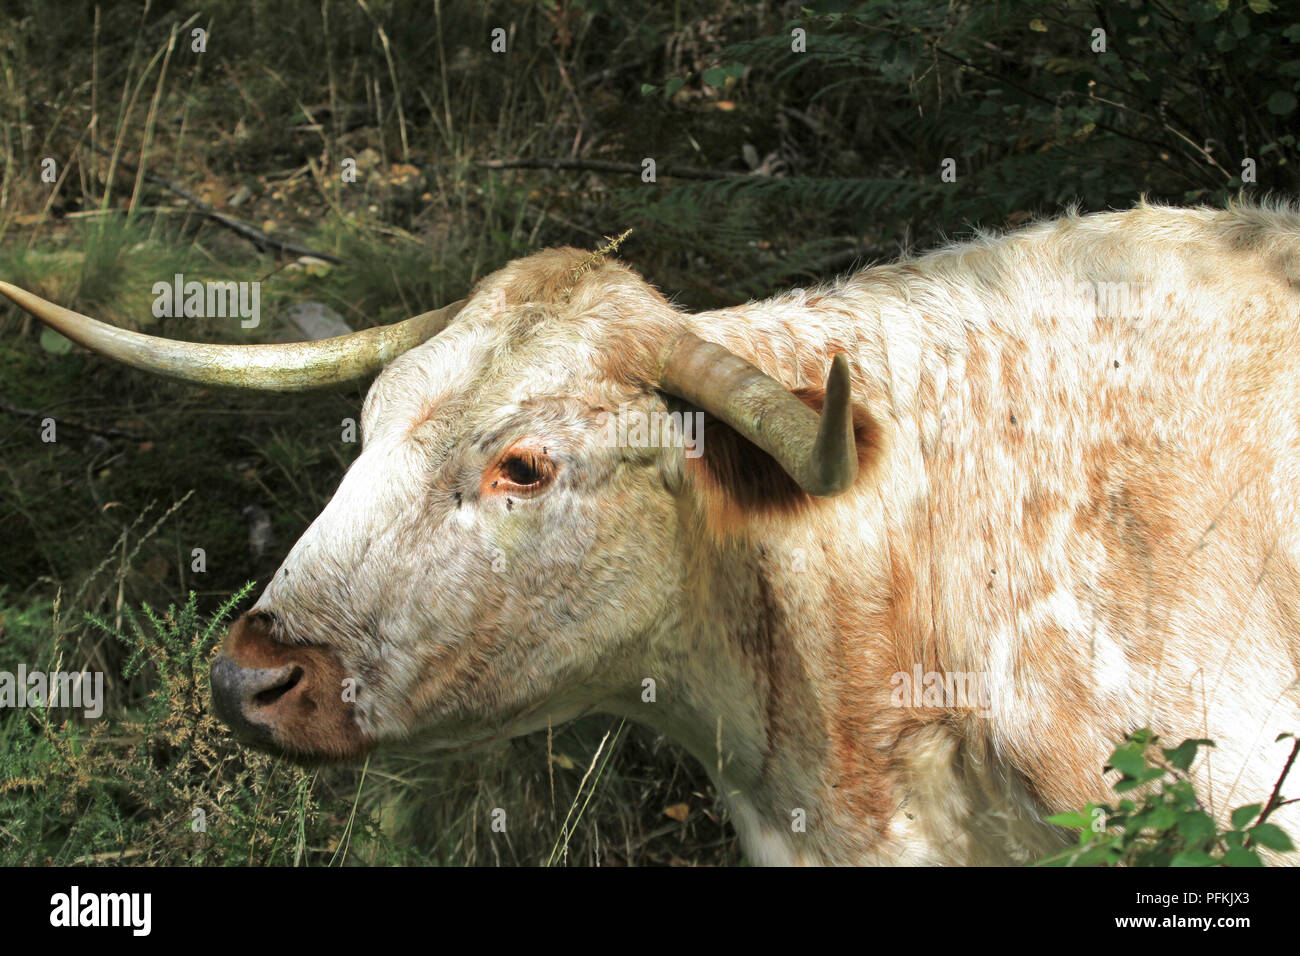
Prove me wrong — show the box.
[253,665,303,707]
[212,615,369,761]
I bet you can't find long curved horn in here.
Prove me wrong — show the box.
[657,332,858,497]
[0,281,465,391]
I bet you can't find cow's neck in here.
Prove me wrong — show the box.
[629,518,1064,865]
[626,522,926,865]
[627,295,1065,864]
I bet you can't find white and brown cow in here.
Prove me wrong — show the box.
[6,201,1300,865]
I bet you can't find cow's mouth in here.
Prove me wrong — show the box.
[210,611,373,763]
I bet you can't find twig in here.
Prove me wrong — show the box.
[0,394,148,441]
[477,157,743,181]
[107,150,346,264]
[31,102,345,264]
[930,44,1220,191]
[1255,735,1300,828]
[74,848,145,863]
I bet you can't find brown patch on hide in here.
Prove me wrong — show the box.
[750,566,787,778]
[823,567,925,838]
[489,247,593,304]
[1072,457,1190,672]
[826,703,917,838]
[595,335,669,398]
[482,246,670,312]
[1020,483,1064,565]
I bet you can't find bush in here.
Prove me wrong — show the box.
[1037,729,1298,866]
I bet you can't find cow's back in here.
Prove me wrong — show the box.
[871,203,1300,834]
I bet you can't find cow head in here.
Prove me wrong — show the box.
[0,249,857,763]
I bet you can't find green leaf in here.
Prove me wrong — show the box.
[1073,844,1123,866]
[1127,807,1154,831]
[1139,766,1167,785]
[1267,91,1298,115]
[640,83,658,96]
[1133,846,1175,867]
[1145,806,1178,831]
[1162,738,1212,772]
[1249,822,1295,851]
[1231,804,1262,828]
[664,77,685,97]
[1046,810,1091,829]
[39,327,74,355]
[1222,846,1263,867]
[1247,0,1274,11]
[1177,811,1218,846]
[1128,728,1156,747]
[1107,745,1147,779]
[702,67,730,88]
[1170,850,1217,866]
[1166,780,1200,808]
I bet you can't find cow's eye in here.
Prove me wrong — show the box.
[501,453,544,485]
[490,446,556,493]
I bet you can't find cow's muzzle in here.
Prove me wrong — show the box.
[211,611,372,762]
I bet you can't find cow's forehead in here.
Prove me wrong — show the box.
[360,295,641,443]
[360,247,682,440]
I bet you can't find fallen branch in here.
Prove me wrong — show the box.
[75,848,145,864]
[98,148,346,264]
[477,157,743,181]
[0,394,149,441]
[33,102,345,264]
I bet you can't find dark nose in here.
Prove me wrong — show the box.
[210,610,371,761]
[210,655,302,746]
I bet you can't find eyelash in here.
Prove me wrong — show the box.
[491,447,556,492]
[501,451,546,486]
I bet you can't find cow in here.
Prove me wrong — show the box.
[5,201,1300,865]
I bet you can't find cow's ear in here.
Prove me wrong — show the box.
[670,389,879,535]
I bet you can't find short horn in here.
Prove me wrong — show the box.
[0,280,465,391]
[657,332,858,496]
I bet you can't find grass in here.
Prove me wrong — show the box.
[0,576,739,866]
